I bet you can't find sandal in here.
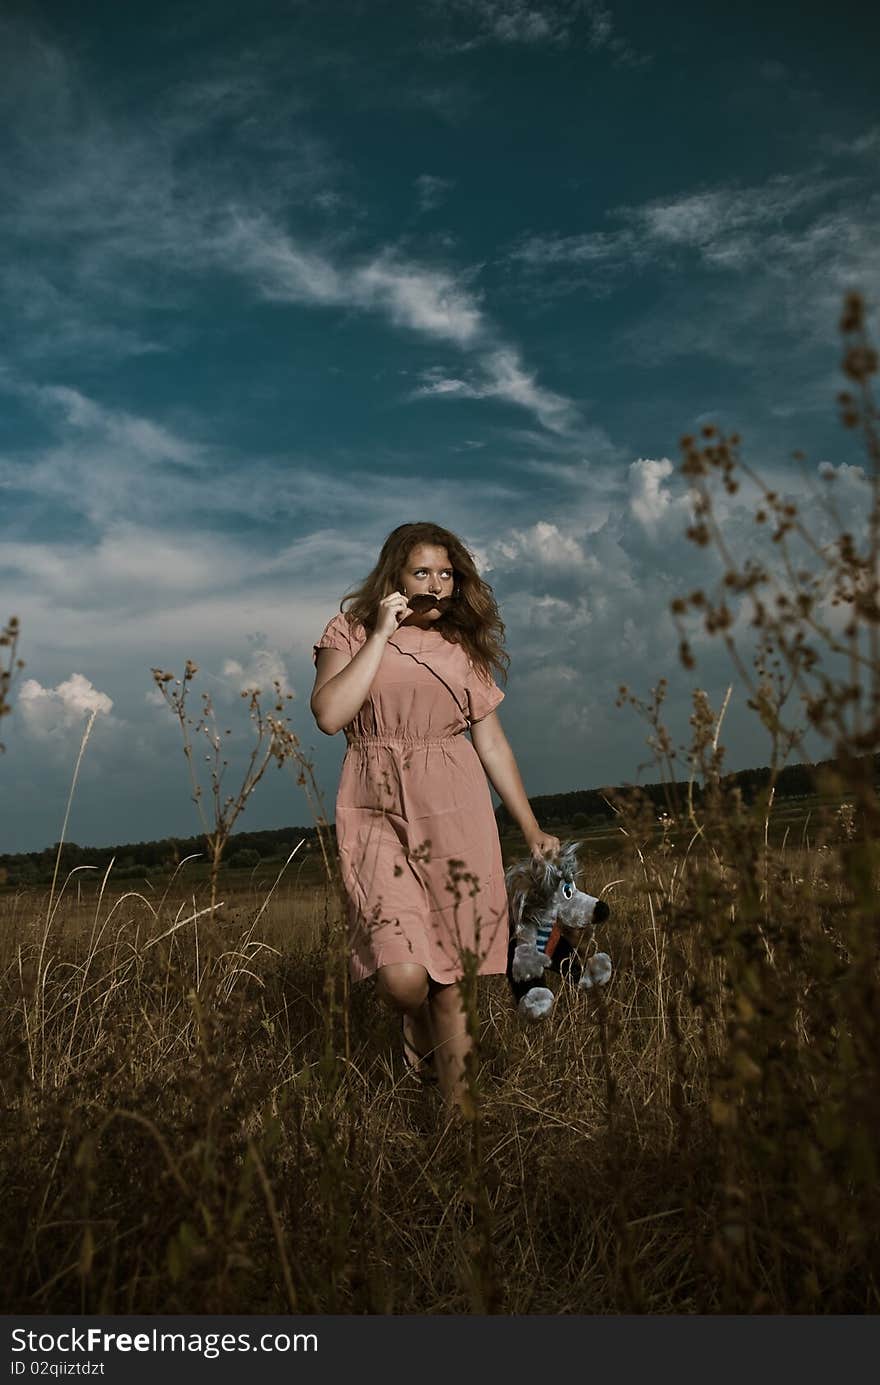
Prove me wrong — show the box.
[402,1014,438,1086]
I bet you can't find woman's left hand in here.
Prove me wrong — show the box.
[525,828,561,861]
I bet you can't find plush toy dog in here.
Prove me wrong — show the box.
[505,839,612,1021]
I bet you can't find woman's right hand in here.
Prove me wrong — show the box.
[373,590,413,640]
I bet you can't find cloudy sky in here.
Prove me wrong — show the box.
[2,0,878,853]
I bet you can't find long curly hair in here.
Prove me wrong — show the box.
[338,521,509,687]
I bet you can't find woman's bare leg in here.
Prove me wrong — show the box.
[428,981,472,1109]
[375,963,434,1070]
[375,965,475,1106]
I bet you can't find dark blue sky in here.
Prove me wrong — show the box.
[2,0,877,851]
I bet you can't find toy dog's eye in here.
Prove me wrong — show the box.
[561,881,574,900]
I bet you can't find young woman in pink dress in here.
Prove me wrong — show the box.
[311,522,560,1111]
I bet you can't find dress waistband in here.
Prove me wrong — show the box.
[346,732,465,748]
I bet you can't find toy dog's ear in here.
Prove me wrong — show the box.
[507,853,540,919]
[557,839,581,879]
[507,853,548,930]
[529,850,560,895]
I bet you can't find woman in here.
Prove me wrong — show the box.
[311,522,559,1110]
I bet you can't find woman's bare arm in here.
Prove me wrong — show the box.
[470,712,541,840]
[310,632,390,735]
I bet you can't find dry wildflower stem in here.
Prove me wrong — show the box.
[673,291,880,770]
[1,615,25,753]
[150,663,302,922]
[610,292,880,1308]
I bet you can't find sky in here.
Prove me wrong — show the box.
[2,0,878,853]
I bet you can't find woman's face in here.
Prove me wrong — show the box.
[398,543,455,626]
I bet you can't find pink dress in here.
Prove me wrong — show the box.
[312,612,511,985]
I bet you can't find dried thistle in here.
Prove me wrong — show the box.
[0,616,25,753]
[669,291,880,811]
[150,665,302,920]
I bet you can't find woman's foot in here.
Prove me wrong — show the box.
[402,1012,437,1086]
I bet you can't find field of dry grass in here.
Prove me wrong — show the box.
[2,791,877,1314]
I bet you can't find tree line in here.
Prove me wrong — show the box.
[3,751,877,887]
[0,825,322,887]
[492,751,880,829]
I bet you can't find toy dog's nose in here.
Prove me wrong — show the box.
[594,899,610,924]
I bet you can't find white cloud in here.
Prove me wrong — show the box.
[503,520,588,568]
[175,211,572,426]
[427,1,649,66]
[0,264,167,364]
[483,348,578,433]
[629,457,691,535]
[510,170,854,277]
[216,212,345,305]
[19,673,113,741]
[0,367,529,545]
[816,460,867,486]
[413,347,579,433]
[417,373,479,398]
[509,226,641,269]
[354,256,484,345]
[505,163,880,356]
[0,20,579,439]
[222,648,293,696]
[636,177,834,254]
[414,174,455,213]
[0,376,217,530]
[23,382,204,467]
[823,126,880,158]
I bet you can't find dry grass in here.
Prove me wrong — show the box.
[1,808,877,1314]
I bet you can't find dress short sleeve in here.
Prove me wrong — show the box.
[312,612,354,666]
[466,663,505,724]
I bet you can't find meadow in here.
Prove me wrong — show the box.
[2,294,878,1314]
[1,783,877,1315]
